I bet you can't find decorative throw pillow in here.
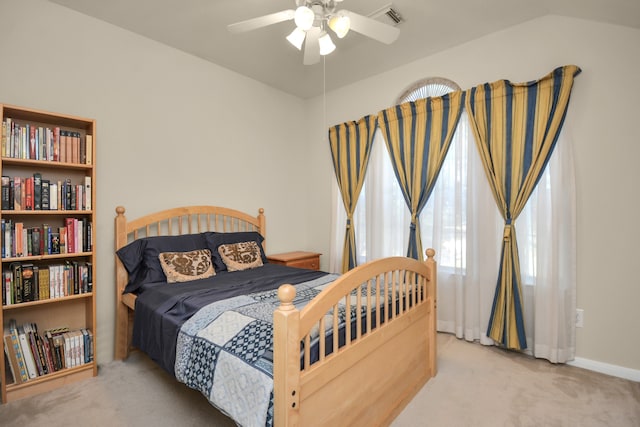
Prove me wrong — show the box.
[158,249,216,283]
[217,241,264,272]
[205,231,267,272]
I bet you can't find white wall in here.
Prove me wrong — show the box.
[0,0,314,365]
[1,1,638,374]
[306,16,640,371]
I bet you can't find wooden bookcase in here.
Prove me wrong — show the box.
[0,104,97,403]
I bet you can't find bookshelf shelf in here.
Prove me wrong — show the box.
[4,363,94,402]
[2,292,93,311]
[1,157,93,171]
[0,103,97,403]
[1,252,92,263]
[1,210,92,215]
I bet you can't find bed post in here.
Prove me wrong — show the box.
[258,208,266,252]
[114,206,130,360]
[273,284,300,427]
[425,248,437,376]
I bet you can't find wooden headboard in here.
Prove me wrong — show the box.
[113,205,265,359]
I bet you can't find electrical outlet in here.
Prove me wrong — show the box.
[576,309,584,328]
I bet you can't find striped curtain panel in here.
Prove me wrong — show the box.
[377,91,463,260]
[465,65,582,350]
[329,115,377,273]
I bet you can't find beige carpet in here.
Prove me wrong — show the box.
[1,333,638,427]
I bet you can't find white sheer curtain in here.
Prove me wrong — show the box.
[329,112,576,363]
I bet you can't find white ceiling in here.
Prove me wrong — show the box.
[49,0,640,99]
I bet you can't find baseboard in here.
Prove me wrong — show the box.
[568,357,640,382]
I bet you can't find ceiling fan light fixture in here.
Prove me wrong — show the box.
[294,6,315,31]
[318,31,336,56]
[286,27,306,50]
[328,14,350,38]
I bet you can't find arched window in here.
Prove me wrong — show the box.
[395,77,461,104]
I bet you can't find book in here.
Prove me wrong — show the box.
[10,262,22,304]
[38,127,45,160]
[86,221,92,252]
[64,178,71,210]
[29,125,36,159]
[6,322,29,383]
[73,330,83,366]
[56,180,63,210]
[30,323,49,375]
[84,176,91,211]
[4,332,22,384]
[8,178,13,211]
[13,176,22,210]
[72,261,79,295]
[41,337,55,374]
[24,176,33,210]
[17,324,38,379]
[33,265,40,300]
[62,332,73,368]
[41,179,50,210]
[86,262,93,293]
[1,176,10,210]
[31,227,41,256]
[52,334,65,369]
[72,132,79,164]
[86,329,94,362]
[59,130,67,163]
[85,135,92,165]
[65,218,75,253]
[44,326,69,370]
[24,323,44,376]
[3,270,11,305]
[33,173,42,210]
[70,184,76,210]
[59,227,66,254]
[75,184,83,211]
[53,127,60,162]
[3,219,11,259]
[14,221,23,256]
[49,181,58,210]
[65,132,72,164]
[38,266,50,300]
[21,263,35,302]
[1,119,7,157]
[50,231,60,254]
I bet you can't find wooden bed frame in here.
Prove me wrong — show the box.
[114,205,437,427]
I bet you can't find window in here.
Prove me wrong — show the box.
[344,77,468,270]
[330,74,576,361]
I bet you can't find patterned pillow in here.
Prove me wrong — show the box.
[217,241,264,272]
[158,249,216,283]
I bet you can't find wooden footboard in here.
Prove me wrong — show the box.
[114,205,266,360]
[273,251,437,427]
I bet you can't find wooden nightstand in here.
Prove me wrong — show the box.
[267,251,322,271]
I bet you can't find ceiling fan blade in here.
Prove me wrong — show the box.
[343,10,400,44]
[303,27,321,65]
[227,9,295,33]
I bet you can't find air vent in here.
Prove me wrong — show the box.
[368,3,404,26]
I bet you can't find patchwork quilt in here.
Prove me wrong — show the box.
[174,274,340,427]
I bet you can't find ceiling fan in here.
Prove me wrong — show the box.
[227,0,401,65]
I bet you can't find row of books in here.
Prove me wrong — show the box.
[2,261,93,306]
[3,320,93,384]
[1,118,93,165]
[1,174,91,211]
[1,218,92,258]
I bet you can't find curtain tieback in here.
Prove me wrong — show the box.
[410,213,418,230]
[503,224,513,242]
[346,217,352,229]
